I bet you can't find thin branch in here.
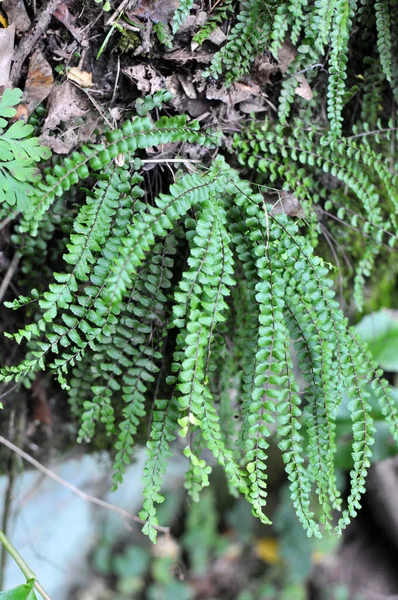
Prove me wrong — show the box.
[347,126,398,140]
[0,253,20,304]
[105,0,134,26]
[10,0,63,84]
[0,211,20,233]
[0,435,170,535]
[142,158,201,164]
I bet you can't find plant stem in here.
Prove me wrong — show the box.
[0,529,51,600]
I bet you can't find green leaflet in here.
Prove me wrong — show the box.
[0,579,37,600]
[0,89,51,210]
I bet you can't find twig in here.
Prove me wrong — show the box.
[0,211,20,233]
[105,0,133,27]
[0,434,170,535]
[0,405,25,589]
[0,529,51,600]
[347,126,398,140]
[11,0,63,85]
[0,253,20,303]
[142,159,201,164]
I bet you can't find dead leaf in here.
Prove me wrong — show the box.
[178,74,197,99]
[295,75,313,100]
[20,49,53,116]
[122,64,164,94]
[0,24,15,88]
[255,537,280,564]
[164,48,213,64]
[128,0,179,24]
[277,39,313,100]
[40,82,97,154]
[2,0,31,33]
[53,2,83,41]
[269,191,305,217]
[277,39,297,73]
[67,67,93,87]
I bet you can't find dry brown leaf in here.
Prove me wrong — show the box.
[277,39,313,100]
[53,2,83,41]
[122,64,164,94]
[128,0,179,24]
[20,49,53,116]
[2,0,31,33]
[0,24,15,88]
[40,82,97,154]
[67,67,93,87]
[269,191,305,217]
[277,39,297,73]
[206,81,260,106]
[295,75,313,100]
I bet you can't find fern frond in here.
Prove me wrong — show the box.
[327,0,356,136]
[375,0,393,82]
[172,0,194,34]
[205,0,275,84]
[193,0,234,45]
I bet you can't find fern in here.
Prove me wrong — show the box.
[193,0,235,46]
[204,0,275,84]
[375,0,393,82]
[1,79,398,547]
[172,0,194,34]
[327,0,356,137]
[0,88,51,210]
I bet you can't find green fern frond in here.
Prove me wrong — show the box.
[204,0,275,84]
[375,0,393,82]
[172,0,194,34]
[327,0,356,136]
[193,0,234,45]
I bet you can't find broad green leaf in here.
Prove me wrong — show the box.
[0,578,37,600]
[355,310,398,371]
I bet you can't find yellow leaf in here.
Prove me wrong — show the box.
[67,67,93,88]
[255,537,280,564]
